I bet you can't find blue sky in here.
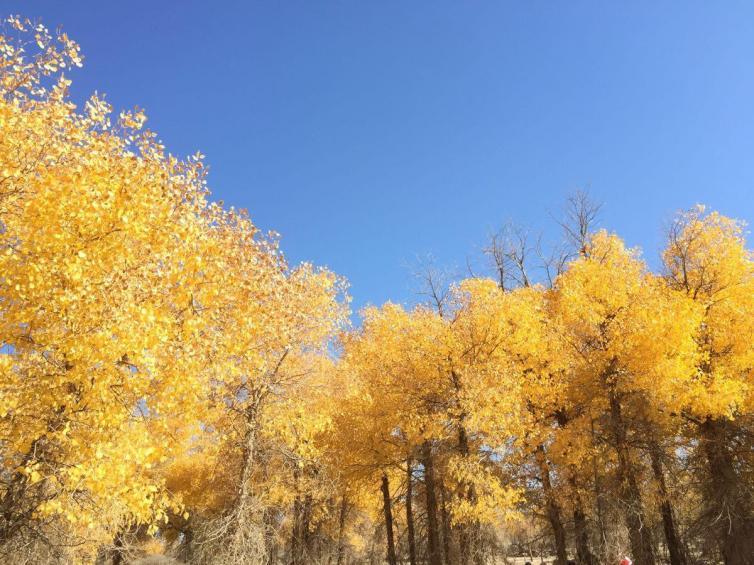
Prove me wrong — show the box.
[8,1,754,313]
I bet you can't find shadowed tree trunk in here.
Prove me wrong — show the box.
[457,425,472,565]
[648,442,688,565]
[406,459,418,565]
[573,495,597,565]
[608,390,656,565]
[573,502,596,565]
[381,474,398,565]
[422,443,443,565]
[440,484,452,565]
[301,493,313,560]
[111,532,125,565]
[568,473,597,565]
[700,418,754,565]
[336,495,348,565]
[591,419,609,564]
[535,445,567,565]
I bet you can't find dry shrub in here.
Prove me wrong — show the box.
[185,499,267,565]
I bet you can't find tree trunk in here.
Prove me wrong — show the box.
[535,445,568,565]
[568,472,596,565]
[233,402,261,553]
[112,532,125,565]
[456,423,482,565]
[381,474,398,565]
[261,453,277,565]
[573,502,596,565]
[563,455,596,565]
[591,419,609,564]
[406,460,418,565]
[177,524,194,563]
[457,429,471,565]
[301,493,313,560]
[440,483,452,565]
[608,390,656,565]
[700,417,754,565]
[648,442,688,565]
[336,495,348,565]
[290,468,302,565]
[422,443,443,565]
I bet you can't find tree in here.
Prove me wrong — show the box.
[551,231,700,565]
[0,16,215,558]
[663,206,754,565]
[0,17,348,562]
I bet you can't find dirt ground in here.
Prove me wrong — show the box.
[130,556,559,564]
[505,558,557,565]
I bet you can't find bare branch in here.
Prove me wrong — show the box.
[411,255,454,317]
[483,222,532,290]
[557,189,602,257]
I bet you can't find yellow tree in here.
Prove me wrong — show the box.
[443,279,525,564]
[551,231,700,565]
[663,206,754,565]
[161,206,348,562]
[476,282,578,565]
[340,285,524,565]
[0,15,219,559]
[0,17,349,563]
[340,303,450,565]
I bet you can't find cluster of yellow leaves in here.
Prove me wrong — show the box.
[663,206,754,417]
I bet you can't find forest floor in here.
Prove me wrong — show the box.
[131,557,183,565]
[505,557,557,564]
[128,555,560,564]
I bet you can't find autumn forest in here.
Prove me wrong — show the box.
[1,16,754,565]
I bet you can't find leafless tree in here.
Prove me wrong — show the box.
[483,223,532,290]
[412,255,455,317]
[557,189,602,257]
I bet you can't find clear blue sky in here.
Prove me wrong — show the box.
[9,1,754,313]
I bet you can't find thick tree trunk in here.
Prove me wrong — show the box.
[301,493,313,560]
[261,453,277,565]
[336,495,348,565]
[406,460,418,565]
[111,532,125,565]
[608,390,656,565]
[457,428,471,565]
[381,474,398,565]
[573,502,596,565]
[563,458,596,565]
[568,471,596,565]
[422,443,443,565]
[182,528,195,563]
[700,417,754,565]
[440,484,453,565]
[233,403,262,555]
[591,420,609,564]
[648,443,688,565]
[535,446,568,565]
